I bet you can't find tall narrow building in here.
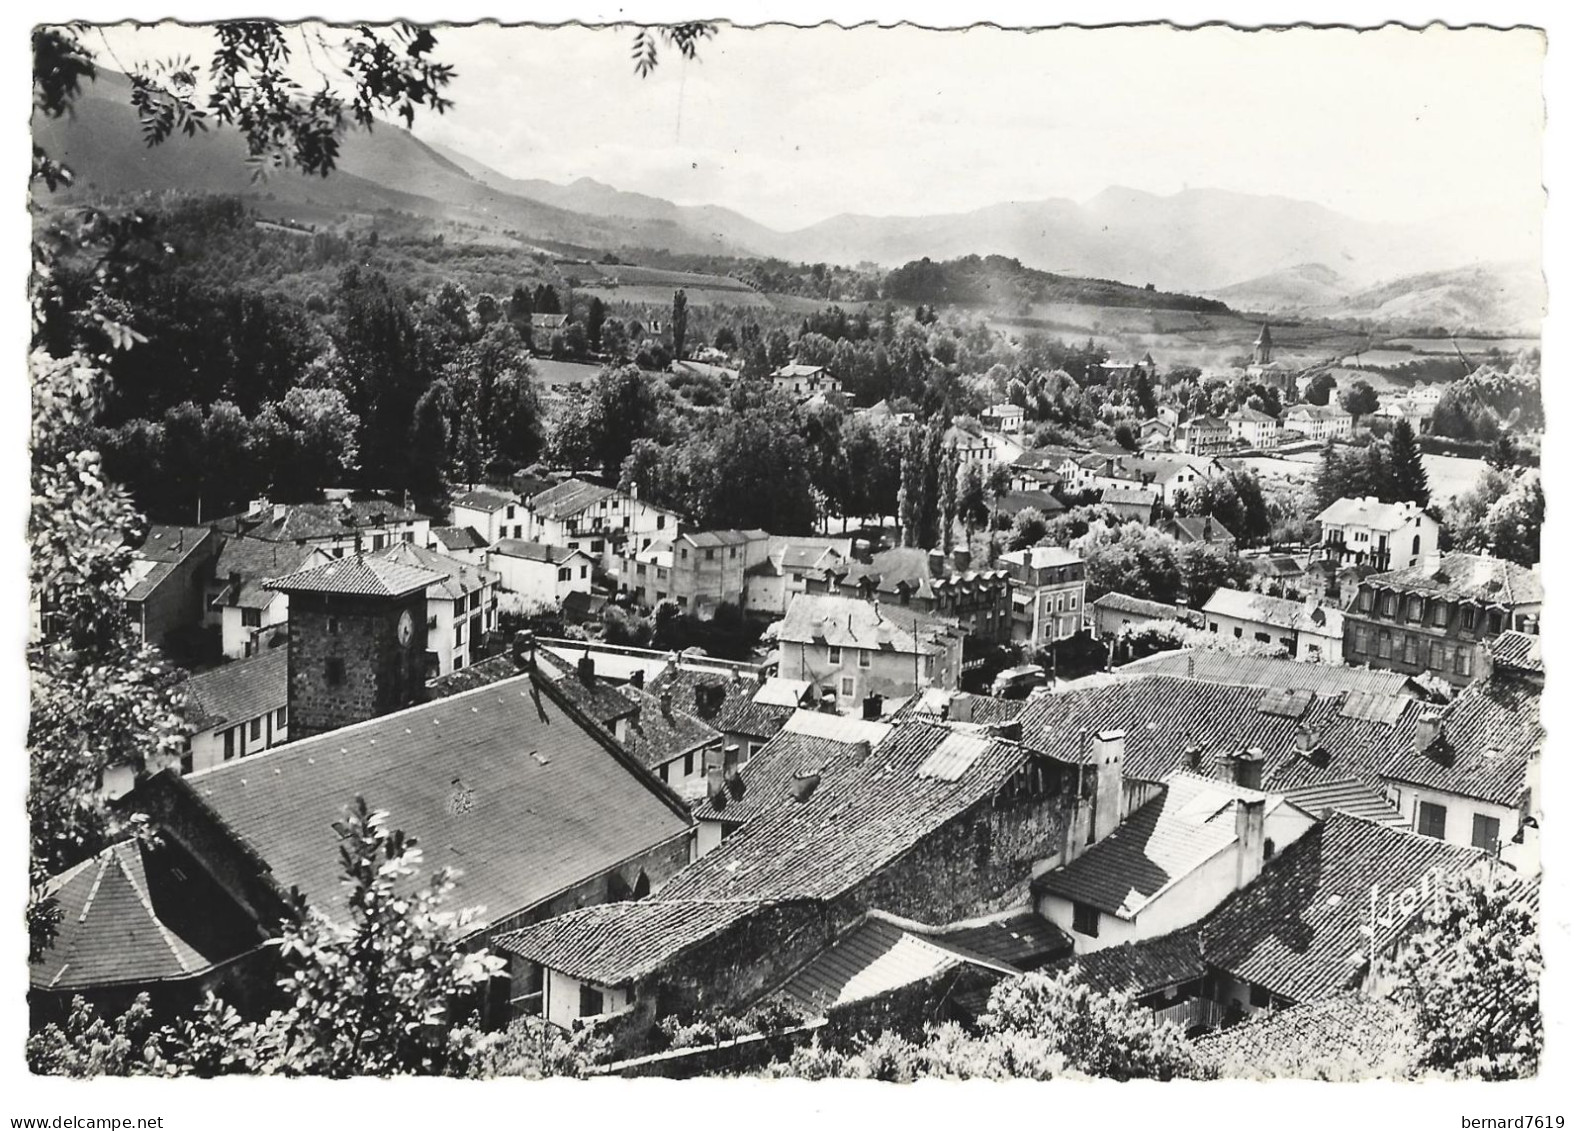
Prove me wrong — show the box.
[265,554,443,739]
[1253,322,1273,366]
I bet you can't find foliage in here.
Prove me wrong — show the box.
[1182,467,1271,544]
[26,994,167,1077]
[1443,468,1543,567]
[881,254,1228,314]
[1303,369,1337,406]
[468,1016,611,1079]
[1388,420,1431,508]
[1339,380,1381,419]
[1430,362,1543,442]
[1383,873,1541,1080]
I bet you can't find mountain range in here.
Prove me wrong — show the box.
[33,70,1544,332]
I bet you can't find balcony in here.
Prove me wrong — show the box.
[1152,996,1224,1034]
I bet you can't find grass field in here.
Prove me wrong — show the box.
[529,357,603,387]
[1235,449,1488,505]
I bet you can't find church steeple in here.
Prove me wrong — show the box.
[1253,322,1273,366]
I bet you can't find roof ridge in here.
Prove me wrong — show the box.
[111,842,194,975]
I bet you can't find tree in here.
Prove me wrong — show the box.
[1340,380,1381,421]
[1176,543,1252,608]
[1384,873,1541,1080]
[1304,370,1337,406]
[670,288,689,362]
[1388,420,1430,507]
[938,445,961,551]
[1133,368,1158,418]
[593,364,667,480]
[1445,469,1543,567]
[1008,507,1049,551]
[586,297,607,351]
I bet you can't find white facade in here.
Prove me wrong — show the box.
[1227,411,1281,450]
[488,544,596,610]
[452,494,526,544]
[1385,781,1522,860]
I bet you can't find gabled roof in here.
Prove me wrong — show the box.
[1376,678,1540,807]
[777,593,955,654]
[1048,931,1207,998]
[1367,552,1541,606]
[177,671,693,936]
[1191,992,1417,1079]
[213,538,323,595]
[646,665,797,741]
[1278,777,1408,829]
[1168,515,1237,544]
[1000,545,1082,570]
[1229,407,1279,425]
[1093,592,1187,620]
[1196,813,1487,1003]
[450,487,516,513]
[381,542,499,601]
[265,554,444,599]
[180,648,289,732]
[1117,650,1423,700]
[1099,484,1159,508]
[213,499,425,543]
[772,363,828,378]
[124,526,214,602]
[679,528,769,549]
[1489,630,1543,675]
[430,526,489,553]
[829,547,1010,602]
[491,539,592,565]
[690,716,885,825]
[1202,588,1339,635]
[527,478,618,521]
[996,490,1067,517]
[1034,773,1300,920]
[34,840,262,992]
[614,684,724,770]
[427,653,521,701]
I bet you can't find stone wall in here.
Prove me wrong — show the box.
[287,591,428,738]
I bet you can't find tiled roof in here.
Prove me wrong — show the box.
[645,666,793,741]
[1033,773,1289,919]
[1196,813,1487,1003]
[527,478,618,521]
[381,542,499,601]
[679,529,769,549]
[777,912,1019,1015]
[431,526,489,553]
[996,490,1067,516]
[1316,497,1426,532]
[1230,407,1278,424]
[1048,931,1207,998]
[1191,992,1417,1079]
[265,554,443,599]
[1117,651,1423,700]
[536,650,642,725]
[214,499,425,543]
[778,593,955,654]
[1202,588,1341,636]
[830,547,1010,601]
[492,539,589,564]
[1375,678,1540,806]
[180,671,693,936]
[34,840,262,991]
[451,487,516,513]
[1168,516,1237,544]
[427,654,521,700]
[1367,552,1541,606]
[690,723,883,825]
[920,909,1072,970]
[1000,546,1082,569]
[1099,485,1159,508]
[614,685,724,770]
[180,648,289,733]
[657,722,1030,905]
[772,364,827,378]
[214,538,321,587]
[124,526,213,602]
[1278,777,1407,828]
[494,899,767,986]
[753,677,814,709]
[1489,630,1543,675]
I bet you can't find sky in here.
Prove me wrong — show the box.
[86,21,1550,235]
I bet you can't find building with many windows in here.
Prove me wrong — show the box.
[1315,496,1440,573]
[1342,552,1542,688]
[523,479,680,571]
[999,546,1087,647]
[380,542,502,676]
[776,592,963,708]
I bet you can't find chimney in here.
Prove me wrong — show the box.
[660,690,673,718]
[1185,742,1204,770]
[1293,725,1322,757]
[952,546,972,573]
[928,549,946,579]
[853,538,872,564]
[577,655,596,685]
[511,630,537,669]
[1234,747,1265,791]
[630,668,645,690]
[273,502,288,523]
[1234,796,1268,890]
[249,496,269,518]
[862,693,884,721]
[704,744,727,802]
[1415,710,1445,753]
[820,688,838,713]
[949,693,975,724]
[1090,729,1126,844]
[757,666,769,686]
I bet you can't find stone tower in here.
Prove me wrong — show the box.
[265,554,443,740]
[1254,322,1273,366]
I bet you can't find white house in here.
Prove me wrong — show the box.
[450,486,524,544]
[213,496,431,558]
[981,402,1026,434]
[1200,587,1345,662]
[1036,768,1317,953]
[488,539,596,610]
[776,592,963,707]
[1226,408,1281,450]
[381,542,502,676]
[209,540,332,660]
[523,479,680,571]
[1314,496,1441,573]
[769,363,842,397]
[178,647,291,778]
[1282,404,1353,443]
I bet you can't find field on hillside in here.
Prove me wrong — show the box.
[529,357,602,387]
[1236,449,1488,505]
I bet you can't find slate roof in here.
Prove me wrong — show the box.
[1034,773,1297,919]
[1489,630,1543,675]
[451,487,516,513]
[777,912,1021,1014]
[996,490,1067,517]
[179,671,693,936]
[1093,592,1187,620]
[381,542,499,601]
[430,526,489,553]
[536,649,642,724]
[494,899,767,986]
[1118,650,1423,700]
[527,478,618,521]
[690,721,884,825]
[214,499,425,542]
[772,364,828,378]
[212,539,324,611]
[34,840,263,991]
[1191,993,1417,1079]
[1000,546,1082,569]
[265,554,444,599]
[679,528,769,549]
[657,722,1031,906]
[492,539,589,564]
[646,665,796,741]
[1367,552,1541,606]
[922,909,1072,970]
[1196,813,1487,1003]
[1099,485,1160,508]
[1049,931,1208,998]
[179,648,289,732]
[124,526,213,602]
[778,593,955,655]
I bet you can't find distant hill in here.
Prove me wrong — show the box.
[883,254,1228,314]
[1210,263,1355,313]
[1331,261,1545,335]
